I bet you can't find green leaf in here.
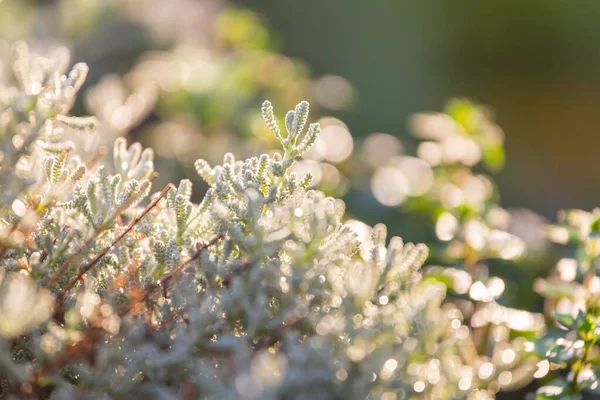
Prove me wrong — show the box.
[555,313,576,330]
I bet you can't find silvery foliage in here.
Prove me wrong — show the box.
[0,44,502,400]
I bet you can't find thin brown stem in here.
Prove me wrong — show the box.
[85,146,107,169]
[95,173,157,232]
[46,175,159,290]
[120,233,225,318]
[27,229,222,392]
[158,234,225,289]
[27,234,222,396]
[54,183,174,304]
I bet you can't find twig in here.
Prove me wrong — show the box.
[158,234,225,289]
[54,183,174,304]
[46,175,160,290]
[85,146,107,169]
[26,234,223,396]
[119,233,225,318]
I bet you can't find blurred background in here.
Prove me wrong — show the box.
[237,0,600,223]
[4,0,600,224]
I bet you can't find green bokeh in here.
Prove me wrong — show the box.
[238,0,600,221]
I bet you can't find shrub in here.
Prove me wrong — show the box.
[0,44,434,399]
[1,42,599,400]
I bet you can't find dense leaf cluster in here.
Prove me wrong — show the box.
[0,46,441,400]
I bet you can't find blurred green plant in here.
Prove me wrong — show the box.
[361,99,548,397]
[531,209,600,399]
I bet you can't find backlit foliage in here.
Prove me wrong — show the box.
[0,5,599,399]
[0,45,450,399]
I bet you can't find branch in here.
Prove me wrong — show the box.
[158,234,225,289]
[119,233,225,318]
[53,183,174,305]
[26,234,222,396]
[46,174,160,290]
